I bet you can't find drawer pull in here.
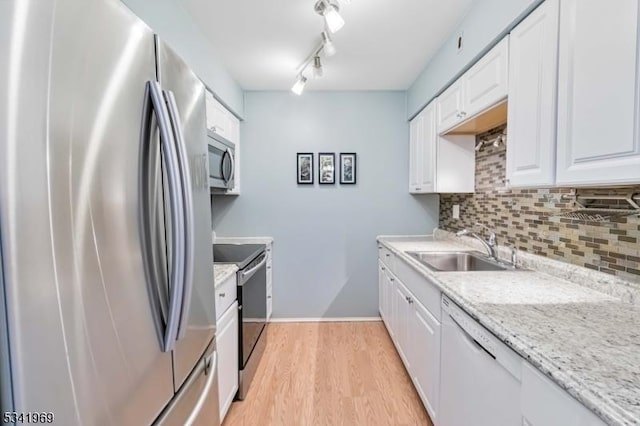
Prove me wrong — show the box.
[267,295,272,299]
[218,293,226,298]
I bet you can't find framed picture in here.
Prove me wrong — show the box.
[297,153,314,184]
[318,153,335,184]
[340,153,357,184]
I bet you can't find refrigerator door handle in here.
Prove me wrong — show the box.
[145,81,186,352]
[185,352,217,425]
[164,90,195,340]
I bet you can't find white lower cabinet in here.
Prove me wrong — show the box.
[217,301,239,422]
[521,362,605,426]
[412,299,440,423]
[376,243,606,426]
[392,280,412,368]
[378,251,441,423]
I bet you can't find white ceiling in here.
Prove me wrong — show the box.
[181,0,475,91]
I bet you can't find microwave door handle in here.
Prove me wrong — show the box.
[220,149,229,183]
[164,90,195,341]
[148,81,185,352]
[226,148,235,184]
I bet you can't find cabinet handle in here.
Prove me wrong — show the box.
[390,278,395,282]
[267,266,271,270]
[218,292,225,297]
[415,187,422,191]
[378,246,382,250]
[460,111,467,117]
[381,266,386,271]
[385,254,390,257]
[267,295,272,299]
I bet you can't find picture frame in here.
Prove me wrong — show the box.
[318,153,336,184]
[297,153,314,184]
[340,153,357,184]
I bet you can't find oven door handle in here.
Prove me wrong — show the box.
[239,255,267,285]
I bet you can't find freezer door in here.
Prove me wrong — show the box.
[154,341,220,426]
[0,0,174,423]
[156,40,217,390]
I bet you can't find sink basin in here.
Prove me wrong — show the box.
[406,251,509,272]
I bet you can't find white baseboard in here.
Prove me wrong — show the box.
[269,317,382,323]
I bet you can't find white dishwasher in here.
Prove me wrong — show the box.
[440,295,522,426]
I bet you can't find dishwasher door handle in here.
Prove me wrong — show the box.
[449,314,496,360]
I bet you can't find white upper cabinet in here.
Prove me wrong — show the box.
[437,79,465,133]
[437,37,509,134]
[506,0,560,188]
[556,0,640,186]
[409,102,437,193]
[410,101,475,193]
[463,36,509,119]
[206,89,241,194]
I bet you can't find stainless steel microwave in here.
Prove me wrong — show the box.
[208,129,235,191]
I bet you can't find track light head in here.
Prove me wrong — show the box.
[474,141,484,152]
[291,75,307,95]
[321,31,336,57]
[313,56,324,78]
[315,0,344,33]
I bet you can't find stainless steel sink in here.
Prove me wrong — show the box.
[406,251,510,272]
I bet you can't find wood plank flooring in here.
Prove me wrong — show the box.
[223,322,433,426]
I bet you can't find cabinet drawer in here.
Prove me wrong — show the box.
[215,273,237,320]
[394,257,441,320]
[378,244,395,271]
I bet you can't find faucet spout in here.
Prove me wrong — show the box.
[455,228,497,260]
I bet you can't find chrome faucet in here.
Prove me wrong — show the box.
[456,225,497,260]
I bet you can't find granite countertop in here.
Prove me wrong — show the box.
[377,235,640,426]
[213,263,238,287]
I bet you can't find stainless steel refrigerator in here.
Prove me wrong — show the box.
[0,0,219,424]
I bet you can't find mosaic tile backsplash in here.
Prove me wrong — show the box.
[439,124,640,283]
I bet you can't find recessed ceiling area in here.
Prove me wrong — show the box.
[181,0,476,91]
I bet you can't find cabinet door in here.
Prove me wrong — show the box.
[506,0,559,188]
[217,301,239,422]
[409,104,437,193]
[437,79,465,133]
[419,102,437,192]
[556,0,640,185]
[412,300,441,423]
[378,261,386,319]
[463,36,509,118]
[385,270,395,339]
[409,113,423,192]
[393,280,411,369]
[206,92,231,138]
[521,362,605,426]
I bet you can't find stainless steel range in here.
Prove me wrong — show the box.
[213,244,268,400]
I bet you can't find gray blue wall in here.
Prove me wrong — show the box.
[212,92,439,318]
[407,0,543,118]
[121,0,244,117]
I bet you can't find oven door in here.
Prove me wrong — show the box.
[208,132,235,190]
[237,252,267,368]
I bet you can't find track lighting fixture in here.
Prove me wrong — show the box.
[313,56,324,78]
[291,0,351,94]
[315,0,344,34]
[321,31,336,57]
[474,141,484,152]
[291,75,307,96]
[493,135,503,148]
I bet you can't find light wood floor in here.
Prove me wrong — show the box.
[223,322,433,426]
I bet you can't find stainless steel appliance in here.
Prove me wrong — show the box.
[208,130,235,191]
[213,244,267,400]
[440,295,522,426]
[0,0,219,424]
